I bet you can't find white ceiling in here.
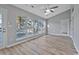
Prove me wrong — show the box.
[12,4,71,19]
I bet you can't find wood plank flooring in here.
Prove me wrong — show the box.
[0,35,78,55]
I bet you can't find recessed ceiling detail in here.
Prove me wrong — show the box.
[12,4,71,19]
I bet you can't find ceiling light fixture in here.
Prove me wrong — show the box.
[44,6,58,16]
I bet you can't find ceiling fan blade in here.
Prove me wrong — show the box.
[50,6,59,9]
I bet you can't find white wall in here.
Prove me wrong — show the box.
[48,10,71,36]
[71,5,79,53]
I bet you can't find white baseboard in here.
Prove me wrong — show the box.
[48,33,70,37]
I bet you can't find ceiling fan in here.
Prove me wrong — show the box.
[27,4,59,16]
[44,6,59,16]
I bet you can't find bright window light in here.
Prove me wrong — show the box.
[47,24,50,28]
[0,14,2,24]
[0,19,2,24]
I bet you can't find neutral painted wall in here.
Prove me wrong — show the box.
[71,5,79,53]
[0,4,45,46]
[48,10,71,36]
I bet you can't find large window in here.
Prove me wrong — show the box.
[16,16,45,41]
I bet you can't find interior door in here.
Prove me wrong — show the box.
[0,8,7,48]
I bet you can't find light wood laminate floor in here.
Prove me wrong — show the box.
[0,35,78,55]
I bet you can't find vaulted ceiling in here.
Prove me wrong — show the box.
[12,4,71,19]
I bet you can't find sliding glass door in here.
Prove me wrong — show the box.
[0,8,7,48]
